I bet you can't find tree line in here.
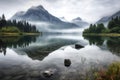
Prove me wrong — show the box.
[83,16,120,34]
[0,14,39,33]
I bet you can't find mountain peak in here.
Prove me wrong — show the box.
[75,17,82,20]
[71,17,89,27]
[36,5,44,9]
[72,17,82,22]
[11,5,61,22]
[29,5,46,11]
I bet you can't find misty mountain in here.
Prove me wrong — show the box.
[11,5,61,23]
[59,17,68,22]
[11,5,78,29]
[97,10,120,24]
[71,17,89,27]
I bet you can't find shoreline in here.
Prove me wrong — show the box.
[0,32,42,37]
[83,33,120,37]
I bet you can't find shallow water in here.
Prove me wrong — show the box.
[0,34,120,80]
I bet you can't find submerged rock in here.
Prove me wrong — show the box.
[75,44,84,49]
[64,59,71,67]
[42,70,54,78]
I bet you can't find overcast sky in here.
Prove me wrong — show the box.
[0,0,120,23]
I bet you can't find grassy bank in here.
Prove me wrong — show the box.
[0,26,41,36]
[94,62,120,80]
[83,33,120,37]
[0,32,41,37]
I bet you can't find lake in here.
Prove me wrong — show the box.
[0,33,120,80]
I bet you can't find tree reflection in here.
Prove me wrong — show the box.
[0,39,7,55]
[83,36,105,46]
[107,37,120,56]
[83,35,120,56]
[0,35,38,56]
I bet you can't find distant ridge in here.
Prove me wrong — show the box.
[97,10,120,24]
[71,17,89,27]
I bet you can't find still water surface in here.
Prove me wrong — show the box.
[0,34,120,80]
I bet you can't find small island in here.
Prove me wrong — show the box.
[83,16,120,36]
[0,14,40,36]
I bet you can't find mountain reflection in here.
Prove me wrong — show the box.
[0,35,120,80]
[83,36,120,56]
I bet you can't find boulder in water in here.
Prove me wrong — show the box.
[75,44,84,49]
[64,59,71,67]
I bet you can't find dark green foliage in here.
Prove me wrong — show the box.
[108,16,120,29]
[1,26,20,33]
[110,27,120,33]
[107,16,120,33]
[83,16,120,34]
[83,23,106,33]
[0,14,7,28]
[96,24,105,33]
[0,14,39,33]
[108,20,116,29]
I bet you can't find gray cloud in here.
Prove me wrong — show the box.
[0,0,120,23]
[43,0,120,22]
[0,0,25,6]
[45,0,59,2]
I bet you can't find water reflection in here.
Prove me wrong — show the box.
[0,34,120,80]
[107,37,120,56]
[83,36,105,46]
[0,40,6,55]
[0,36,38,56]
[0,36,38,48]
[16,34,85,60]
[0,34,88,80]
[83,36,120,56]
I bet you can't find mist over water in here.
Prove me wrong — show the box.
[30,21,88,33]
